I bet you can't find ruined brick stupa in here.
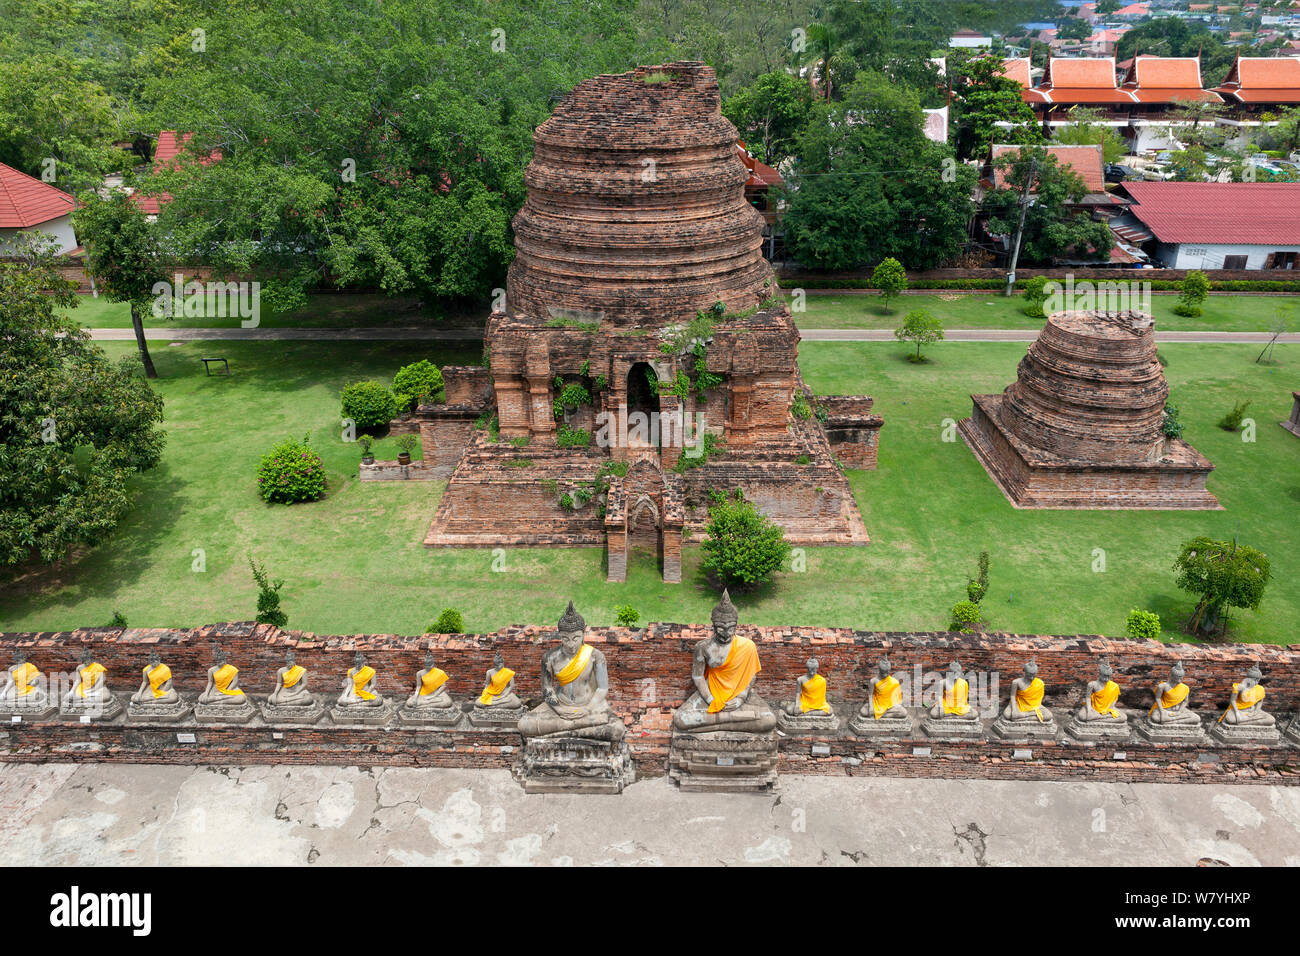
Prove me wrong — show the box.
[959,310,1218,509]
[417,62,882,581]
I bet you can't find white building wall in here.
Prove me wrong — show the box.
[1162,242,1300,269]
[0,214,78,255]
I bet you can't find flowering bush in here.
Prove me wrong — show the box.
[257,435,326,504]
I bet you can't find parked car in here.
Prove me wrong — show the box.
[1105,163,1136,183]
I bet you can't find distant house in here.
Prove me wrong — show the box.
[999,57,1034,88]
[1120,56,1223,150]
[950,29,993,49]
[132,130,222,218]
[1211,55,1300,109]
[0,161,78,255]
[1115,181,1300,268]
[736,143,783,259]
[986,143,1122,212]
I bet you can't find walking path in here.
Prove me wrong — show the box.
[86,327,1300,344]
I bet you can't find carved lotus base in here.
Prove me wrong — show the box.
[921,714,984,741]
[329,699,395,726]
[991,713,1059,741]
[777,709,839,733]
[398,701,464,727]
[127,695,192,723]
[1133,715,1204,742]
[849,711,914,738]
[668,729,779,792]
[0,698,57,722]
[1065,714,1132,741]
[193,697,257,724]
[1207,719,1281,746]
[513,734,636,794]
[467,704,527,728]
[260,696,326,725]
[60,695,123,722]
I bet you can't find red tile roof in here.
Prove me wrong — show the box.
[1034,57,1138,104]
[1122,56,1222,103]
[736,143,781,188]
[0,161,76,228]
[1121,181,1300,244]
[134,131,222,214]
[1000,58,1032,88]
[992,144,1107,193]
[1213,56,1300,103]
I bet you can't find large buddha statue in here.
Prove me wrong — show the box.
[332,652,392,724]
[469,650,525,726]
[262,650,324,723]
[920,661,983,740]
[127,650,189,721]
[776,657,838,732]
[1211,666,1280,743]
[671,591,776,734]
[398,651,462,726]
[850,658,913,737]
[1065,659,1130,740]
[0,651,55,719]
[60,648,122,720]
[518,601,625,741]
[194,644,255,723]
[1136,661,1203,741]
[992,659,1058,740]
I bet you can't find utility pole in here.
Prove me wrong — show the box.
[1004,155,1038,296]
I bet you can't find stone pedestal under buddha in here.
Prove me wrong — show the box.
[398,652,463,727]
[127,651,191,722]
[991,660,1059,741]
[1065,660,1131,741]
[850,658,913,738]
[1210,666,1280,745]
[920,661,984,740]
[776,658,839,733]
[0,652,57,721]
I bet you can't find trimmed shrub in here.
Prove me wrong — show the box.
[341,380,399,432]
[1021,276,1050,317]
[1124,608,1162,641]
[1218,400,1251,432]
[392,360,444,412]
[949,600,981,633]
[614,605,640,627]
[257,435,326,504]
[701,494,792,589]
[428,608,464,634]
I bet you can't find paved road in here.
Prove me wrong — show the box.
[0,763,1295,866]
[85,327,1300,344]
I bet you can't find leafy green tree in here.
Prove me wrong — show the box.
[983,148,1115,265]
[951,54,1044,161]
[393,360,445,412]
[1173,536,1271,637]
[1271,107,1300,155]
[723,71,814,166]
[614,605,641,627]
[1054,107,1127,165]
[1096,0,1121,13]
[1056,18,1091,42]
[872,257,907,313]
[1174,270,1210,317]
[250,555,288,628]
[1021,275,1050,317]
[701,493,792,589]
[1124,609,1162,640]
[894,309,944,361]
[74,189,168,378]
[0,235,165,566]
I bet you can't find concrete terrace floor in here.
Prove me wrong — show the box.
[1,763,1298,866]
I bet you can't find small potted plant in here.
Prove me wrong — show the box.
[359,436,374,465]
[396,433,417,466]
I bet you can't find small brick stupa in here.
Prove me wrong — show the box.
[417,63,881,581]
[959,310,1219,509]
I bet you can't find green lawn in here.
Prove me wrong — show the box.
[1,339,1296,644]
[796,291,1300,333]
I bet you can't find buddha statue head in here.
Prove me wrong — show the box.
[711,590,738,644]
[493,650,505,671]
[1097,659,1113,681]
[285,650,296,668]
[1169,661,1185,684]
[423,652,435,670]
[558,600,586,656]
[353,652,366,670]
[148,650,161,667]
[13,650,26,666]
[877,658,893,678]
[805,657,820,678]
[1023,659,1038,681]
[946,660,963,682]
[211,643,227,666]
[78,647,93,667]
[1245,664,1263,685]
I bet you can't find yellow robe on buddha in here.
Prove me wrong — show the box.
[419,668,449,696]
[706,636,761,714]
[1219,682,1266,723]
[479,667,515,705]
[871,674,902,719]
[1149,682,1189,716]
[555,645,593,687]
[281,664,305,689]
[798,673,829,713]
[1015,677,1046,722]
[1091,680,1121,718]
[214,663,244,697]
[13,661,38,697]
[351,665,377,701]
[147,664,172,698]
[77,662,106,698]
[941,677,970,716]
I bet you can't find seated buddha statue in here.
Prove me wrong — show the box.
[131,651,178,704]
[477,652,523,710]
[518,601,624,741]
[782,658,831,717]
[1002,660,1052,723]
[672,590,776,734]
[929,661,976,720]
[268,651,313,707]
[1219,666,1274,727]
[61,648,120,718]
[0,651,49,711]
[339,652,383,707]
[1147,662,1199,725]
[198,645,247,705]
[1075,660,1127,724]
[407,652,454,711]
[860,658,908,721]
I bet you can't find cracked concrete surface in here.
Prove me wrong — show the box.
[1,764,1298,866]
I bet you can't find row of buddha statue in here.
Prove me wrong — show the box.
[0,594,1288,749]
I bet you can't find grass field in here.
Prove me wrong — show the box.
[1,338,1296,643]
[795,291,1300,333]
[61,293,481,330]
